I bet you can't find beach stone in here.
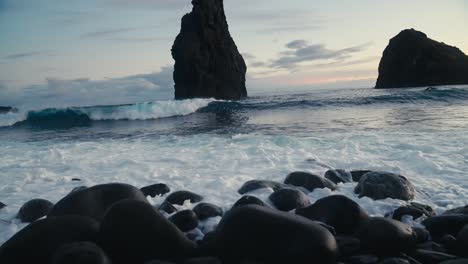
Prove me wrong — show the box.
[357,217,417,255]
[379,258,411,264]
[172,0,247,100]
[336,236,361,257]
[422,215,468,240]
[349,254,379,264]
[440,260,468,264]
[268,188,310,211]
[193,203,223,220]
[238,180,287,194]
[183,257,222,264]
[284,171,337,192]
[413,227,430,243]
[158,201,178,214]
[0,216,99,264]
[325,169,353,184]
[169,210,199,232]
[208,205,337,263]
[141,183,170,197]
[99,200,196,264]
[296,195,370,234]
[444,205,468,216]
[17,198,54,223]
[351,170,373,182]
[48,183,148,221]
[0,202,6,209]
[456,225,468,256]
[50,241,111,264]
[392,202,435,221]
[411,249,457,264]
[233,196,265,208]
[354,171,415,201]
[165,190,203,205]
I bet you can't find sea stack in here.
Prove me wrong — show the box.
[172,0,247,100]
[376,29,468,89]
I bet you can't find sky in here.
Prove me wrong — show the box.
[1,0,467,108]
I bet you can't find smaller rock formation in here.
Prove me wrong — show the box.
[172,0,247,100]
[376,29,468,88]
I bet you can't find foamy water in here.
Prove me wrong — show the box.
[1,86,468,244]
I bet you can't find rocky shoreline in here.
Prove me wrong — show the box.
[0,170,467,264]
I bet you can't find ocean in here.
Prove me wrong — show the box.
[1,85,468,244]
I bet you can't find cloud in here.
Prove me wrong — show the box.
[0,66,174,109]
[2,51,42,60]
[242,53,266,68]
[271,40,372,69]
[80,28,133,39]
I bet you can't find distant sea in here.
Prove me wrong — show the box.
[1,85,468,243]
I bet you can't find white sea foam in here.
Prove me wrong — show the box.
[1,131,467,244]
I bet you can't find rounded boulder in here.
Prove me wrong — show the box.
[284,171,337,192]
[165,191,203,205]
[268,188,310,211]
[193,203,223,220]
[51,241,111,264]
[233,196,265,208]
[17,198,54,223]
[354,172,415,201]
[208,205,338,263]
[99,199,196,264]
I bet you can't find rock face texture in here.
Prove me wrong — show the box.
[376,29,468,88]
[172,0,247,100]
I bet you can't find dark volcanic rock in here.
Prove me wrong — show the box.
[325,169,353,184]
[169,210,199,232]
[296,195,370,235]
[232,195,265,208]
[357,217,417,255]
[193,203,223,220]
[351,170,373,182]
[444,205,468,216]
[354,171,415,201]
[17,198,54,223]
[48,183,148,222]
[422,215,468,240]
[99,200,196,264]
[336,236,361,257]
[0,216,99,264]
[51,242,111,264]
[165,190,203,205]
[158,201,178,214]
[411,249,457,264]
[376,29,468,88]
[392,202,435,221]
[172,0,247,100]
[208,205,337,263]
[0,201,6,209]
[238,180,287,194]
[284,171,337,192]
[268,188,310,211]
[141,183,170,198]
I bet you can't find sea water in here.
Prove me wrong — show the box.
[1,86,468,243]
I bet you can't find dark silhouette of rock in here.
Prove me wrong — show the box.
[208,205,337,263]
[336,236,361,257]
[411,249,457,264]
[48,183,148,222]
[238,180,288,194]
[444,205,468,216]
[351,170,373,182]
[423,215,468,240]
[17,198,54,223]
[141,183,170,198]
[158,201,178,214]
[296,195,370,235]
[284,171,337,192]
[348,254,379,264]
[193,203,223,220]
[0,106,18,114]
[99,200,196,264]
[392,202,435,221]
[357,217,417,255]
[232,195,265,208]
[376,29,468,88]
[0,216,99,264]
[169,210,199,232]
[325,169,353,184]
[165,190,203,205]
[354,171,415,201]
[456,224,468,257]
[268,188,310,211]
[0,201,6,210]
[172,0,247,100]
[50,242,111,264]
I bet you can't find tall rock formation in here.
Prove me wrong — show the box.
[172,0,247,100]
[376,29,468,89]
